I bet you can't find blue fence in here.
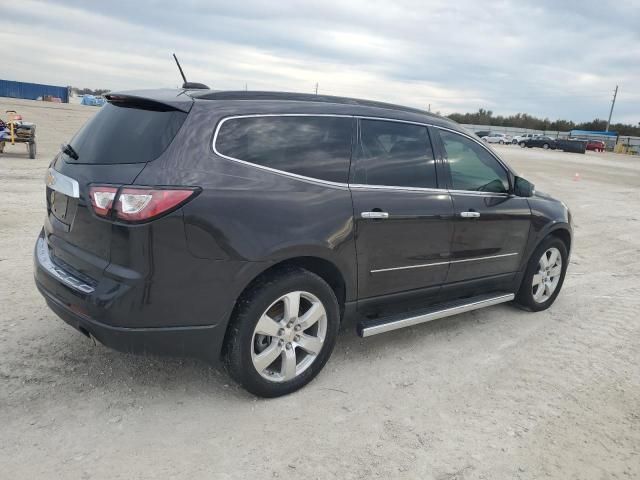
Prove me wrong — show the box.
[0,79,69,103]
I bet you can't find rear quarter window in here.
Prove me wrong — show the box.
[215,116,353,183]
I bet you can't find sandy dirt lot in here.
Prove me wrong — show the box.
[1,98,639,479]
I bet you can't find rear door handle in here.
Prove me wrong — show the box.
[460,211,480,218]
[361,211,389,219]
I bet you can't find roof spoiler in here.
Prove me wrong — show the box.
[104,91,193,112]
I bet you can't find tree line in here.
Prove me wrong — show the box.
[447,109,640,136]
[70,87,110,97]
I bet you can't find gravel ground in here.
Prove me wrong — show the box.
[1,98,639,479]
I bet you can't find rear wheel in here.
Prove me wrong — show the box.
[543,143,550,149]
[516,236,568,311]
[519,142,526,148]
[28,142,36,159]
[225,267,340,397]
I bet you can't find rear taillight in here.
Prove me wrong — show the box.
[89,186,118,217]
[88,185,199,223]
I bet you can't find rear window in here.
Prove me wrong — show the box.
[67,102,187,164]
[215,116,352,183]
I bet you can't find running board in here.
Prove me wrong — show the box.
[357,292,515,337]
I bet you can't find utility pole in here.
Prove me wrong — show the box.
[428,103,431,113]
[315,83,318,95]
[606,85,618,132]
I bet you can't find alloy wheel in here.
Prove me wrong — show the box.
[251,291,327,382]
[532,247,562,303]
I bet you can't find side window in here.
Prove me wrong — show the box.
[215,116,352,183]
[354,119,437,188]
[439,130,509,193]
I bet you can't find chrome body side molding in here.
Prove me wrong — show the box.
[370,252,518,274]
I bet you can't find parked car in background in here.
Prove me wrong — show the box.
[520,135,557,150]
[482,132,510,144]
[586,140,606,152]
[512,133,538,144]
[475,130,491,138]
[34,89,572,397]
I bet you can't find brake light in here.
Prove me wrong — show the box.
[89,186,118,217]
[116,187,195,222]
[88,186,198,222]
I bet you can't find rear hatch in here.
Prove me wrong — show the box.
[44,92,191,281]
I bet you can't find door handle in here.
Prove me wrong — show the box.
[361,211,389,219]
[460,211,480,218]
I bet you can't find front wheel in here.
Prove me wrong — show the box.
[516,236,568,311]
[519,142,526,148]
[225,267,340,397]
[543,143,550,149]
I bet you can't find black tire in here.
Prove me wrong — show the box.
[515,236,568,312]
[519,142,526,148]
[499,140,504,144]
[28,142,37,159]
[225,267,340,397]
[542,143,550,149]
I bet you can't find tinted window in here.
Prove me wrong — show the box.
[68,102,187,164]
[216,116,352,183]
[440,130,509,193]
[354,119,436,188]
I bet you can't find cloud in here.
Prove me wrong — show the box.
[2,0,638,123]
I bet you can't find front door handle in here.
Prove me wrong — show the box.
[460,211,480,218]
[361,211,389,219]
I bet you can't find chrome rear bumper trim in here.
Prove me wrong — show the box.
[36,237,95,294]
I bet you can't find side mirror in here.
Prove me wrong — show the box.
[514,176,535,197]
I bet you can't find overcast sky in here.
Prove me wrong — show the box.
[3,0,639,123]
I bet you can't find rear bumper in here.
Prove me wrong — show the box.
[34,232,227,362]
[36,280,223,362]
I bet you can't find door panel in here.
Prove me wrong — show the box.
[434,128,532,288]
[351,118,454,304]
[352,187,454,298]
[447,193,531,283]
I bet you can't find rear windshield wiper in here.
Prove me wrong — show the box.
[61,143,79,160]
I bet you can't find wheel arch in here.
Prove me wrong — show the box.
[221,255,351,357]
[549,227,572,253]
[514,223,572,293]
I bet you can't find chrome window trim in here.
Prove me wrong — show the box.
[211,113,514,196]
[448,189,510,198]
[45,167,80,198]
[371,252,518,274]
[349,183,447,194]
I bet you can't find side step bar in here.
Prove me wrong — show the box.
[357,292,515,337]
